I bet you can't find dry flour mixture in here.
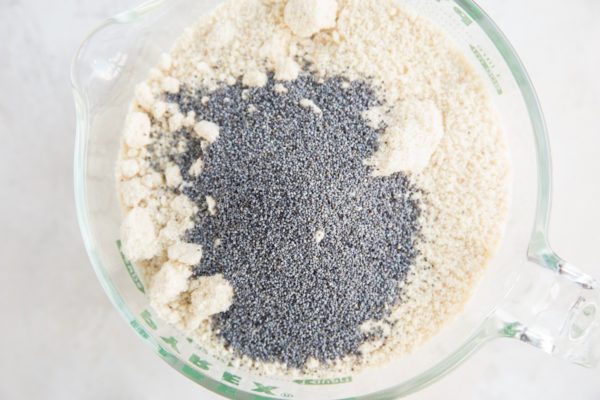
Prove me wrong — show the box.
[116,0,510,376]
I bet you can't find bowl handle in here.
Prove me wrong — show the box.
[488,244,599,368]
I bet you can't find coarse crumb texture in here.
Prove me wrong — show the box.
[116,0,510,377]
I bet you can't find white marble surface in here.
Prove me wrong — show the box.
[1,0,599,398]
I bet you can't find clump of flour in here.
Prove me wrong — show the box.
[284,0,338,37]
[365,99,445,175]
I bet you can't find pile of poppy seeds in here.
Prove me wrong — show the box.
[159,73,421,367]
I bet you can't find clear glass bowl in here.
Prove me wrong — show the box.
[71,0,600,398]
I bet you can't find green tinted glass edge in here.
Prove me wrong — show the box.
[455,0,553,256]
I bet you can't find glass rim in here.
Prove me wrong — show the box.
[71,0,553,398]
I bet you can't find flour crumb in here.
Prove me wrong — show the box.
[367,100,445,175]
[194,120,220,143]
[170,194,197,218]
[259,35,288,66]
[142,171,163,189]
[151,101,167,119]
[120,207,158,262]
[188,158,204,177]
[168,112,184,132]
[168,242,203,265]
[314,229,325,244]
[134,82,154,110]
[182,111,196,128]
[274,83,288,94]
[158,220,186,246]
[162,76,181,94]
[242,69,268,87]
[305,357,320,370]
[226,75,237,86]
[284,0,338,38]
[123,111,152,149]
[120,159,139,178]
[165,164,183,188]
[362,106,385,129]
[195,61,211,74]
[275,58,301,81]
[206,195,218,215]
[207,20,237,47]
[149,262,192,305]
[190,274,234,321]
[120,178,150,207]
[300,98,322,115]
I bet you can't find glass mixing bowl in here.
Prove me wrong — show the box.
[71,0,600,398]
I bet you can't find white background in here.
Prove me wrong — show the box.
[1,0,599,398]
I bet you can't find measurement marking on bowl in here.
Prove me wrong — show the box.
[218,371,287,398]
[140,309,157,330]
[453,6,473,26]
[293,376,353,385]
[470,45,503,95]
[222,371,242,385]
[161,336,180,353]
[191,352,290,397]
[181,363,208,384]
[217,383,238,398]
[252,382,278,395]
[130,320,150,339]
[189,354,212,370]
[116,240,145,293]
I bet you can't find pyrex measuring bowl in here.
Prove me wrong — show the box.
[71,0,600,398]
